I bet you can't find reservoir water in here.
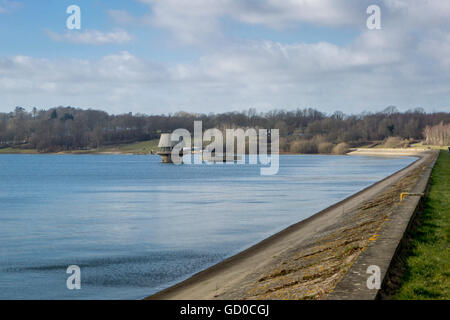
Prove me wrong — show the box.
[0,154,415,299]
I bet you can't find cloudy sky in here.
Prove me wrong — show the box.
[0,0,449,115]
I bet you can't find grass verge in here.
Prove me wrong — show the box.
[87,140,159,154]
[392,150,449,299]
[0,140,159,155]
[0,147,39,154]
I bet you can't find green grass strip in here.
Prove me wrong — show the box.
[393,150,450,299]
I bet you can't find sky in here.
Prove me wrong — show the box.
[0,0,450,115]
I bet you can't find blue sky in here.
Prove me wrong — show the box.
[0,1,358,60]
[0,0,449,115]
[0,1,162,59]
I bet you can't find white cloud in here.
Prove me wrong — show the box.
[48,29,132,45]
[108,9,136,25]
[138,0,229,44]
[418,31,450,70]
[1,1,450,114]
[0,52,171,113]
[383,0,450,25]
[231,0,363,28]
[138,0,450,45]
[2,31,449,115]
[137,0,366,44]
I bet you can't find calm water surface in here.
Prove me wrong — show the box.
[0,154,415,299]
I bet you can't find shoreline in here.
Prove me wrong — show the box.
[147,148,437,300]
[0,147,436,156]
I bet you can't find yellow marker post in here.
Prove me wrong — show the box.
[400,192,424,202]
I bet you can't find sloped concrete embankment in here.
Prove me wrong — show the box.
[328,151,439,300]
[148,150,438,300]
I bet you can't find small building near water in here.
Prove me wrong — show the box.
[157,133,183,163]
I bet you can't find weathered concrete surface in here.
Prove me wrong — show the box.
[147,150,438,300]
[328,150,439,300]
[348,148,430,157]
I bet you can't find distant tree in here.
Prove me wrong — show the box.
[0,106,449,153]
[424,122,450,146]
[332,111,345,120]
[61,113,74,121]
[388,124,395,135]
[50,110,58,120]
[382,106,399,115]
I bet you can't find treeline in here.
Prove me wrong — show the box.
[423,122,450,146]
[0,106,449,152]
